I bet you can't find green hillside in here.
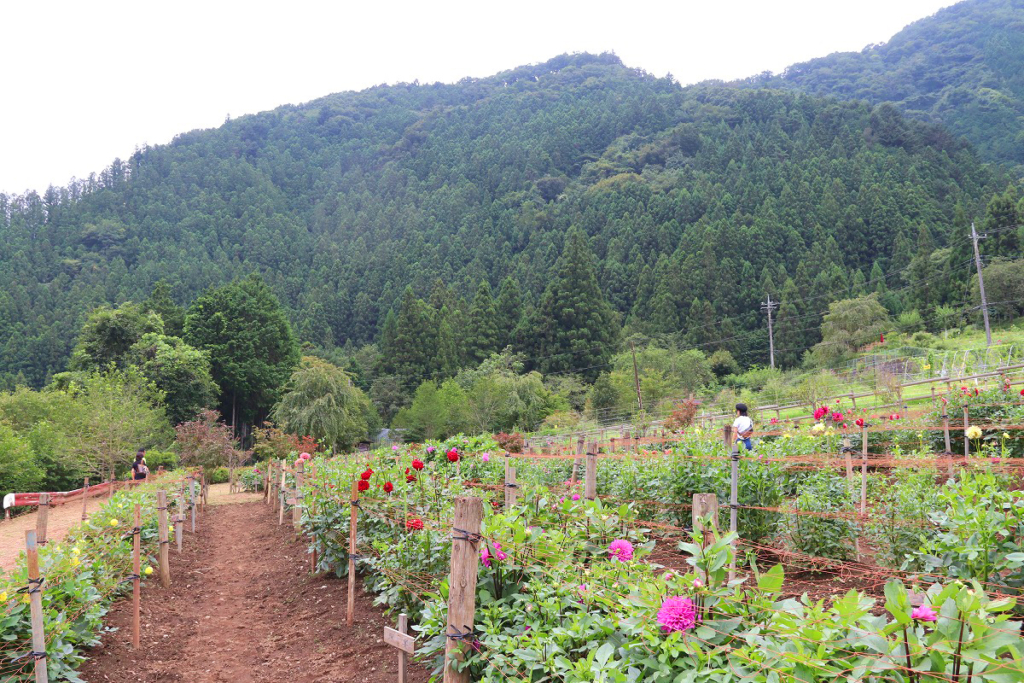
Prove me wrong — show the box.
[741,0,1024,166]
[0,52,1019,395]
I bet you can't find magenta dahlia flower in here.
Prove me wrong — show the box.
[608,539,634,562]
[911,605,937,622]
[657,596,697,633]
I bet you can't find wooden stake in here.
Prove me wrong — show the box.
[503,455,510,508]
[842,437,856,495]
[348,478,358,627]
[25,530,48,683]
[943,410,952,454]
[963,405,970,457]
[860,426,868,516]
[293,460,304,532]
[506,466,518,508]
[264,462,272,503]
[190,476,197,533]
[81,477,90,521]
[176,490,184,553]
[132,503,141,650]
[157,490,171,588]
[727,426,738,582]
[36,493,50,547]
[397,613,409,683]
[279,460,287,513]
[584,451,597,501]
[444,497,483,683]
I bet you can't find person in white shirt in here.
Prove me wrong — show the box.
[732,403,754,451]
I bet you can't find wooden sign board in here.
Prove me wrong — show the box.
[286,497,297,505]
[384,626,416,654]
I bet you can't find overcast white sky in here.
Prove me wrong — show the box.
[1,0,956,195]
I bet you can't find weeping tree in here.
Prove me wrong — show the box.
[272,358,376,453]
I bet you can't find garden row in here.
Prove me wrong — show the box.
[268,391,1024,683]
[0,473,206,682]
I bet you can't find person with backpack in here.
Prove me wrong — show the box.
[732,403,754,451]
[132,449,150,481]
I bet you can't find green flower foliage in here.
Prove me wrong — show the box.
[0,479,190,681]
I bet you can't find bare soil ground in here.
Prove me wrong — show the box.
[77,497,433,683]
[0,493,102,573]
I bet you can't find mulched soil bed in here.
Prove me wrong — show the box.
[78,501,432,683]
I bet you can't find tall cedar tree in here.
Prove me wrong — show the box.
[379,286,435,388]
[531,229,619,381]
[495,277,525,349]
[184,274,300,429]
[144,281,186,338]
[467,281,501,363]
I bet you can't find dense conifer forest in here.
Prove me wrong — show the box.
[1,0,1022,437]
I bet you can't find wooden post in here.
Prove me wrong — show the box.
[943,410,952,454]
[25,530,48,683]
[397,613,409,683]
[176,490,184,553]
[348,478,358,627]
[610,436,617,453]
[278,460,287,513]
[584,451,597,501]
[860,426,868,516]
[849,392,856,410]
[81,477,90,521]
[506,466,518,508]
[264,462,272,503]
[444,497,483,683]
[842,437,855,495]
[202,471,209,508]
[692,493,718,583]
[190,476,197,533]
[132,503,141,650]
[293,460,304,532]
[36,493,50,547]
[963,405,970,457]
[157,490,171,588]
[573,436,584,484]
[726,426,739,582]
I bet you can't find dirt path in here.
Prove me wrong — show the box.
[78,498,433,683]
[0,483,259,574]
[0,495,97,573]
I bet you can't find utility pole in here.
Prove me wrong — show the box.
[761,294,779,369]
[629,340,643,413]
[971,222,992,347]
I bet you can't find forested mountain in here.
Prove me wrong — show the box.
[0,50,1019,394]
[741,0,1024,166]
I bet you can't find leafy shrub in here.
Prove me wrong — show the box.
[915,470,1024,599]
[238,466,264,492]
[207,466,230,484]
[782,470,857,561]
[143,449,179,471]
[865,466,937,569]
[495,432,524,454]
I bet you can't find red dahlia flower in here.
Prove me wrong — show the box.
[357,480,369,492]
[406,518,424,531]
[411,459,424,471]
[383,482,394,493]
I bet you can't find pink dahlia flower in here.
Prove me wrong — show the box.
[657,596,697,633]
[911,605,937,622]
[608,539,634,562]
